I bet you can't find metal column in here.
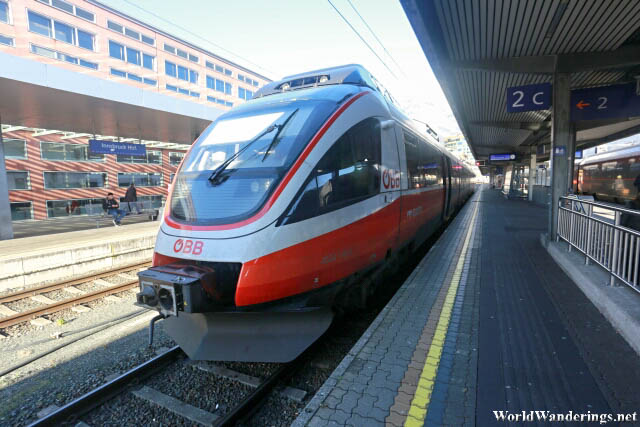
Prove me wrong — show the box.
[528,153,536,201]
[549,73,573,239]
[0,120,14,240]
[567,124,577,193]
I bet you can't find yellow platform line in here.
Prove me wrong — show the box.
[405,201,479,426]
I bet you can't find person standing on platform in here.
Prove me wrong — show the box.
[124,182,141,214]
[103,192,126,226]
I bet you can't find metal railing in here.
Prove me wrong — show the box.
[557,196,640,293]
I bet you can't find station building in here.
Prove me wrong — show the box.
[0,0,271,221]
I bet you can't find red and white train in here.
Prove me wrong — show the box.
[136,65,475,362]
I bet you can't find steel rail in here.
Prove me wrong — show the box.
[0,261,150,304]
[0,281,139,328]
[28,346,182,427]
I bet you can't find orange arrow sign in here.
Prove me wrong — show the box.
[576,100,591,109]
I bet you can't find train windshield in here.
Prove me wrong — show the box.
[170,98,338,225]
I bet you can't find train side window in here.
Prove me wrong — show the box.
[419,143,442,186]
[280,117,381,225]
[404,132,422,188]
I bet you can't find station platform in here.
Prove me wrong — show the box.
[294,186,640,426]
[0,221,157,292]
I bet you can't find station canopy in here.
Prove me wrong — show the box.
[402,0,640,169]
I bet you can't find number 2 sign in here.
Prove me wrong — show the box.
[506,83,552,113]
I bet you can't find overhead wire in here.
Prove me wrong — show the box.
[117,0,276,77]
[345,0,406,77]
[326,0,398,80]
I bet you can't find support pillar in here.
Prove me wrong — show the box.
[0,119,14,240]
[549,73,573,240]
[567,125,577,192]
[528,153,537,201]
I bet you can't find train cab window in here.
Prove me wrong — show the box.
[281,117,381,225]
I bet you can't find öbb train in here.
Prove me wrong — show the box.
[136,65,475,362]
[577,145,640,205]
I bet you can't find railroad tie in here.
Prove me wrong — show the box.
[191,362,307,403]
[131,386,219,426]
[93,279,113,287]
[62,286,84,295]
[0,304,17,316]
[30,295,57,305]
[118,273,139,282]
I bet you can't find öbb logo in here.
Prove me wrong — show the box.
[382,168,400,189]
[173,239,204,255]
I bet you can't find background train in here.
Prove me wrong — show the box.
[577,145,640,205]
[136,65,475,362]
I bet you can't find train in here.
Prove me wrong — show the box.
[577,145,640,205]
[135,65,475,362]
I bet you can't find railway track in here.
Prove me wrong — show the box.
[28,346,306,427]
[0,261,150,329]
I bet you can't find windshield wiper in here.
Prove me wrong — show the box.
[262,108,299,162]
[208,123,278,185]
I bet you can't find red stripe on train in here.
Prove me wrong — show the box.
[235,188,444,306]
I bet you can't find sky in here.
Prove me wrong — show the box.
[100,0,462,137]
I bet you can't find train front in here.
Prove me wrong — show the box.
[134,86,357,362]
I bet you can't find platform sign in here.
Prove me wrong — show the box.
[575,149,583,159]
[506,83,551,113]
[89,139,146,156]
[554,146,566,156]
[570,83,640,121]
[489,153,516,161]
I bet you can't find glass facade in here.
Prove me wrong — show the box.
[3,139,27,159]
[41,142,104,162]
[46,198,105,217]
[169,152,185,166]
[44,171,107,189]
[11,202,33,221]
[28,10,94,50]
[0,1,9,24]
[118,172,162,187]
[116,150,161,164]
[7,171,30,190]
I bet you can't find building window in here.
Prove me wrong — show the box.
[177,48,187,59]
[224,68,232,76]
[126,46,140,65]
[46,198,105,218]
[0,34,14,46]
[109,40,124,60]
[215,79,224,92]
[225,101,233,107]
[188,54,198,63]
[121,194,163,209]
[189,70,198,84]
[128,73,142,82]
[41,142,105,162]
[165,61,176,77]
[110,68,126,78]
[11,202,33,221]
[117,172,162,187]
[225,82,232,95]
[190,91,200,98]
[169,152,185,166]
[169,173,175,183]
[116,150,161,164]
[38,0,95,22]
[238,74,245,82]
[0,0,10,24]
[8,171,30,190]
[28,11,95,50]
[215,64,223,73]
[31,44,98,69]
[143,78,156,86]
[3,139,27,159]
[108,19,154,45]
[143,53,154,70]
[238,87,245,99]
[163,43,175,54]
[166,84,177,92]
[178,88,189,95]
[28,11,52,37]
[44,171,107,189]
[205,61,214,70]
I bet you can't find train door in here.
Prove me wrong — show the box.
[443,157,452,220]
[379,120,402,252]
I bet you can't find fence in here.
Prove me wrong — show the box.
[557,196,640,293]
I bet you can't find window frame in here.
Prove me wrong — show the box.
[117,172,163,187]
[0,0,12,25]
[107,19,154,45]
[40,141,105,163]
[27,10,95,51]
[10,201,34,221]
[38,0,95,22]
[43,170,108,190]
[7,170,31,191]
[3,138,27,159]
[168,151,185,166]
